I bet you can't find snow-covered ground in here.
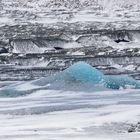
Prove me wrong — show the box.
[0,60,140,140]
[1,0,140,26]
[0,87,140,140]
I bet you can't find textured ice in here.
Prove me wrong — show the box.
[0,62,140,97]
[62,62,105,84]
[34,62,140,89]
[105,75,140,89]
[1,62,140,140]
[32,62,105,87]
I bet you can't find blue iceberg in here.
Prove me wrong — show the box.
[0,62,140,97]
[105,75,140,89]
[32,62,105,86]
[64,62,140,89]
[33,62,140,89]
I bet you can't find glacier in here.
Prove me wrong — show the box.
[0,62,140,97]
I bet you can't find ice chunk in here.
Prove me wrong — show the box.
[105,75,140,89]
[33,62,106,86]
[0,62,140,97]
[33,62,140,90]
[64,62,105,84]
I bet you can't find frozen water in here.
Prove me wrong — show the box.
[27,62,140,90]
[0,62,140,97]
[0,62,140,139]
[0,84,140,140]
[64,62,105,83]
[105,75,140,89]
[0,0,140,139]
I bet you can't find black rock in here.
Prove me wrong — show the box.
[115,39,130,43]
[128,127,136,133]
[54,47,63,50]
[0,47,8,54]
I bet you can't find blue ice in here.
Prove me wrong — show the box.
[64,62,140,89]
[33,62,105,86]
[63,62,105,84]
[33,62,140,89]
[0,62,140,97]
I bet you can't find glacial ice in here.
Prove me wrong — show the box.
[32,62,106,89]
[0,62,140,97]
[34,62,140,90]
[61,62,140,89]
[105,75,140,89]
[62,62,105,84]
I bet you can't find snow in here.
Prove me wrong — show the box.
[67,51,85,55]
[12,40,47,54]
[1,0,140,28]
[1,0,140,139]
[0,88,140,139]
[0,63,140,139]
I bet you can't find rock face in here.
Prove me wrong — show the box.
[0,0,140,80]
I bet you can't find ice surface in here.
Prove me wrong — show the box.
[12,40,47,54]
[0,63,140,139]
[1,0,140,139]
[0,62,140,97]
[64,62,105,83]
[105,75,140,89]
[34,62,140,89]
[0,87,140,140]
